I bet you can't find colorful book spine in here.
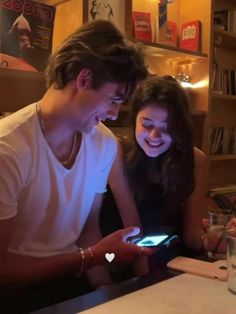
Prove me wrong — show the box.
[132,11,152,42]
[179,20,201,52]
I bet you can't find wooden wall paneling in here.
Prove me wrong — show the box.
[0,69,46,112]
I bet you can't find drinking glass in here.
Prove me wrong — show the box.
[206,209,233,259]
[227,232,236,294]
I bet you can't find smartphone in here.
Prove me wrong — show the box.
[130,234,178,248]
[167,256,227,281]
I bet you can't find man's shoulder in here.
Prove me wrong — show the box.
[91,122,116,142]
[85,123,117,158]
[0,103,36,139]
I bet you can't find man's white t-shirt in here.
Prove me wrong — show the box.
[0,103,117,257]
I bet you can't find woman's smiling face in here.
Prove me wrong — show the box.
[135,104,173,158]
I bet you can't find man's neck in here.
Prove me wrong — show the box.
[37,86,82,168]
[39,85,79,140]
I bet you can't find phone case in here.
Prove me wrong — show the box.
[167,256,227,281]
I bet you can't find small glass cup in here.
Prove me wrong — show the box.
[227,231,236,294]
[206,209,233,259]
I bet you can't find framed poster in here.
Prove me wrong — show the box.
[83,0,132,35]
[0,0,55,72]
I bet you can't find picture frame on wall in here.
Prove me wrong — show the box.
[0,0,55,72]
[83,0,132,35]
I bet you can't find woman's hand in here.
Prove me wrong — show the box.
[201,217,236,253]
[91,226,154,265]
[227,218,236,231]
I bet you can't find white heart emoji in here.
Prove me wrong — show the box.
[105,253,115,263]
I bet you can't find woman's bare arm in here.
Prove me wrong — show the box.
[183,147,209,251]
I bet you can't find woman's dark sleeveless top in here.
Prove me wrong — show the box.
[100,181,184,240]
[137,181,184,237]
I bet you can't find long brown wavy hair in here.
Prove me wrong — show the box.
[124,75,195,212]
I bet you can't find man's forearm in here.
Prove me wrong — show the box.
[0,249,92,287]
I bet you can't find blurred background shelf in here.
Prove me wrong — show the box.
[210,154,236,161]
[0,68,46,112]
[138,40,208,63]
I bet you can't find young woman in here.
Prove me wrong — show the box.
[101,76,208,268]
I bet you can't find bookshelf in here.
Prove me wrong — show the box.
[131,0,211,151]
[214,29,236,50]
[212,93,236,101]
[209,0,236,185]
[210,154,236,161]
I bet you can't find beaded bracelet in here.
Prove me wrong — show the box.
[87,247,95,265]
[77,247,85,277]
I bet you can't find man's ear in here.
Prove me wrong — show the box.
[76,68,92,90]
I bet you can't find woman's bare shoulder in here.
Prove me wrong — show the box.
[193,147,207,168]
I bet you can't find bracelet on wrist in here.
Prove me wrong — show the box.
[76,246,96,277]
[87,246,95,266]
[76,247,85,277]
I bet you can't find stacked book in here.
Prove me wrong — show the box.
[214,10,236,33]
[209,184,236,197]
[210,127,236,155]
[212,67,236,95]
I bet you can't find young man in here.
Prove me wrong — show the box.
[0,20,151,308]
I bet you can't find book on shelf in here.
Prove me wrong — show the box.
[210,127,236,155]
[229,128,236,154]
[223,68,236,96]
[222,127,234,154]
[212,67,236,96]
[209,184,236,197]
[156,19,177,46]
[223,69,230,95]
[0,0,55,72]
[214,10,236,34]
[230,70,236,95]
[132,11,152,42]
[214,10,229,31]
[164,20,177,46]
[155,0,167,43]
[210,127,223,155]
[228,10,236,33]
[179,20,201,52]
[212,61,223,93]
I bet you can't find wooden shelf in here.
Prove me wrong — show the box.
[210,154,236,161]
[35,0,69,5]
[214,29,236,50]
[136,40,208,64]
[191,110,207,115]
[212,92,236,101]
[223,0,236,5]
